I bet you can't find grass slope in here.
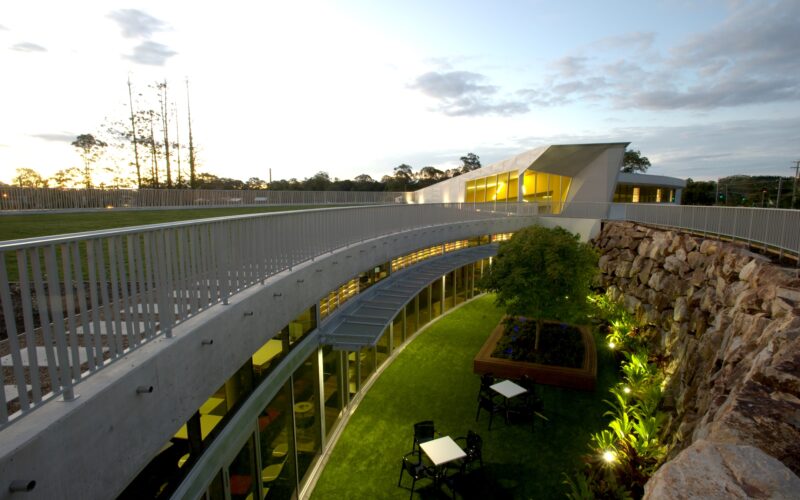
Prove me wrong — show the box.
[311,295,616,499]
[0,206,322,242]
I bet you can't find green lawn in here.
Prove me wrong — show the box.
[0,206,326,242]
[311,295,617,499]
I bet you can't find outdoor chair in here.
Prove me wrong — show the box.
[451,430,483,472]
[477,373,495,400]
[398,451,438,499]
[475,394,505,430]
[507,392,546,431]
[412,420,437,454]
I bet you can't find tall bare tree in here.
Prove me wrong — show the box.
[173,100,183,187]
[127,75,143,188]
[186,78,197,189]
[158,80,172,188]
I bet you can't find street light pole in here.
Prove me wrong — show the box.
[791,160,800,209]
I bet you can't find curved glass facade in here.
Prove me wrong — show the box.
[120,237,501,500]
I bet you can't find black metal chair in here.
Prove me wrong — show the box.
[507,391,546,431]
[398,451,437,499]
[475,394,505,430]
[412,420,437,454]
[478,373,495,400]
[452,430,483,472]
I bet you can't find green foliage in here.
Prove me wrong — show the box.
[569,293,668,498]
[480,225,599,326]
[621,149,651,174]
[563,472,595,500]
[460,152,482,173]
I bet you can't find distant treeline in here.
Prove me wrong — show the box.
[683,175,799,208]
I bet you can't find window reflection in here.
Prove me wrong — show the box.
[294,352,322,483]
[258,381,297,499]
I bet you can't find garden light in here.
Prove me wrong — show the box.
[602,450,616,463]
[623,386,631,394]
[608,342,616,349]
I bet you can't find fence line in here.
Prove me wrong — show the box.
[524,201,800,260]
[0,187,409,211]
[0,204,534,427]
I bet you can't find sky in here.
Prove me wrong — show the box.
[1,0,799,185]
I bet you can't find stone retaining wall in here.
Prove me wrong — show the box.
[593,221,800,486]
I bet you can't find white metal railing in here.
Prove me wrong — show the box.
[609,203,800,260]
[534,201,800,260]
[0,187,409,211]
[0,204,534,427]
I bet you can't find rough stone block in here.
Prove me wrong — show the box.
[644,440,800,500]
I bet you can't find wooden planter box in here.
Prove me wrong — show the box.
[473,320,597,391]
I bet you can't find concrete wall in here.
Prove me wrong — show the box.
[0,216,536,500]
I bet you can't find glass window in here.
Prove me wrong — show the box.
[376,326,391,368]
[258,381,297,499]
[495,172,509,201]
[322,346,345,436]
[227,435,257,500]
[475,177,486,203]
[393,310,405,345]
[431,278,443,318]
[418,286,430,326]
[485,175,498,202]
[444,271,455,310]
[359,347,376,390]
[293,351,322,484]
[405,298,418,337]
[455,266,467,305]
[465,179,476,203]
[507,172,519,201]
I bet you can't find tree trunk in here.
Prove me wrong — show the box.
[535,318,542,351]
[127,76,142,189]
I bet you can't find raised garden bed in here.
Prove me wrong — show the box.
[474,318,597,391]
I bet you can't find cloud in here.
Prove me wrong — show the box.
[108,9,167,39]
[410,71,529,117]
[123,41,177,66]
[0,24,8,31]
[595,32,655,52]
[551,56,589,79]
[10,42,46,52]
[412,71,496,99]
[30,133,75,143]
[523,0,800,111]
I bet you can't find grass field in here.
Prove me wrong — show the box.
[0,206,325,242]
[311,295,617,499]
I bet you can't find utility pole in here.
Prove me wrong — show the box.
[715,179,720,205]
[777,177,782,208]
[791,160,800,209]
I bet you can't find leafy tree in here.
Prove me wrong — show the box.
[71,134,108,188]
[682,178,717,205]
[480,225,598,349]
[305,171,332,191]
[621,149,651,173]
[419,166,444,180]
[393,164,413,190]
[460,153,481,173]
[13,168,48,188]
[50,168,78,188]
[245,177,268,189]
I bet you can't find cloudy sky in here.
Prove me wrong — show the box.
[1,0,798,185]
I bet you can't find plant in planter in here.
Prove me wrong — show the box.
[480,225,598,350]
